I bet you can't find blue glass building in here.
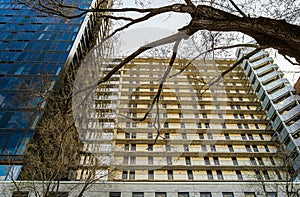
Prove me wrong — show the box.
[0,0,106,180]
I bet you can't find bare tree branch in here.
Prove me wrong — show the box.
[228,0,248,18]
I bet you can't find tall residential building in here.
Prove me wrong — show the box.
[74,50,299,195]
[0,0,111,180]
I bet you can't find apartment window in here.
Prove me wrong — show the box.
[239,114,245,119]
[148,156,153,164]
[252,145,259,152]
[210,145,216,152]
[148,122,152,128]
[181,123,185,128]
[246,145,252,152]
[184,144,189,152]
[236,170,243,180]
[164,123,169,128]
[168,170,173,180]
[228,145,234,152]
[129,170,135,179]
[244,192,256,197]
[125,133,130,138]
[270,157,275,165]
[123,156,129,164]
[236,105,241,109]
[182,133,187,139]
[198,96,202,100]
[178,104,182,108]
[205,123,210,128]
[199,133,204,139]
[233,114,238,119]
[185,157,191,165]
[255,124,259,129]
[195,113,199,118]
[266,192,277,197]
[200,104,205,109]
[122,171,128,179]
[148,144,153,151]
[166,144,171,151]
[200,193,212,197]
[131,144,136,151]
[241,134,247,140]
[132,122,137,128]
[221,123,227,129]
[248,134,253,140]
[230,105,235,109]
[155,192,166,197]
[216,105,220,109]
[132,192,144,197]
[124,144,129,151]
[244,123,249,129]
[223,192,234,197]
[165,133,170,139]
[232,157,238,165]
[257,157,264,165]
[217,170,223,180]
[213,157,220,165]
[130,156,136,164]
[150,88,154,92]
[133,104,137,108]
[250,114,254,119]
[178,192,189,197]
[202,145,207,151]
[193,104,197,109]
[202,113,207,118]
[12,191,29,197]
[207,133,213,139]
[237,124,242,129]
[163,113,168,118]
[276,171,282,180]
[132,133,136,138]
[265,145,270,152]
[238,97,243,101]
[204,157,210,165]
[197,123,202,128]
[259,134,264,140]
[250,157,257,165]
[148,132,153,139]
[225,134,230,140]
[187,170,193,180]
[207,170,213,180]
[110,192,121,197]
[126,122,130,128]
[263,170,270,180]
[163,104,167,108]
[148,170,154,180]
[179,113,183,118]
[167,156,172,165]
[218,114,223,118]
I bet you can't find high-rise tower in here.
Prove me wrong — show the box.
[74,53,299,196]
[0,0,111,180]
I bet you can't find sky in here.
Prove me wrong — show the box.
[112,0,300,85]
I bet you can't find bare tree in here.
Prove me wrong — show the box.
[15,0,300,63]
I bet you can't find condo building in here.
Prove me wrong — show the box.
[74,50,299,196]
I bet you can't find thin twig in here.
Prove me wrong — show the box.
[228,0,247,18]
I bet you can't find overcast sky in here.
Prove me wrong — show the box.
[113,0,300,85]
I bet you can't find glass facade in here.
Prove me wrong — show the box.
[0,0,89,180]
